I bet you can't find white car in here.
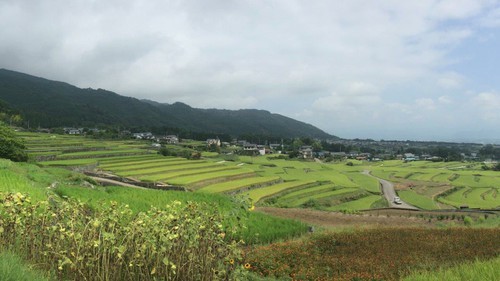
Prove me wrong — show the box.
[393,196,402,204]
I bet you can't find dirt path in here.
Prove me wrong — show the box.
[89,176,147,189]
[256,207,434,229]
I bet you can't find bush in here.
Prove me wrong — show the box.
[0,192,244,281]
[464,216,474,226]
[0,122,27,162]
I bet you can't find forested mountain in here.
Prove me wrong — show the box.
[0,69,334,139]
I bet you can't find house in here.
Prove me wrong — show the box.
[403,153,418,161]
[243,143,258,151]
[64,127,83,135]
[133,132,154,140]
[269,143,282,150]
[161,135,179,144]
[257,145,267,155]
[206,138,221,147]
[299,146,313,159]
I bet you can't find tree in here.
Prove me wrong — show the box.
[0,122,28,161]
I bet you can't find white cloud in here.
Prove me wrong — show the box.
[415,98,436,110]
[438,96,453,104]
[480,7,500,27]
[472,92,500,121]
[437,72,465,89]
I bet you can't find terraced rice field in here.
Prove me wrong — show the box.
[245,180,317,203]
[198,176,281,193]
[398,190,440,210]
[276,186,360,208]
[441,187,499,208]
[368,160,499,209]
[19,133,498,211]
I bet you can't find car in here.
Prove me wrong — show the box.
[393,196,402,204]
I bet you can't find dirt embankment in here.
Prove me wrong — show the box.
[255,207,436,229]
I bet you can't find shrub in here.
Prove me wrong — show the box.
[0,192,244,281]
[0,122,28,162]
[464,216,474,226]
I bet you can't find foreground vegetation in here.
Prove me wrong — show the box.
[403,256,500,281]
[245,228,500,281]
[0,192,244,281]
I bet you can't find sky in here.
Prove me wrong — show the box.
[1,0,500,142]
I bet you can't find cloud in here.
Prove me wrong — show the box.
[312,81,381,113]
[437,72,465,89]
[438,96,453,104]
[1,0,499,141]
[480,6,500,27]
[472,92,500,121]
[415,98,436,110]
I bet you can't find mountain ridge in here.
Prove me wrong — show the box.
[0,68,335,139]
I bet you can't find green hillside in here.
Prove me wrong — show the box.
[0,69,334,139]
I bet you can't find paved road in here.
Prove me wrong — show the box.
[362,170,419,210]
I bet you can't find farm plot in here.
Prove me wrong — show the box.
[38,158,101,166]
[398,190,439,210]
[279,187,360,208]
[440,187,500,208]
[167,168,256,188]
[96,154,159,164]
[326,194,382,211]
[55,148,148,159]
[102,159,203,172]
[140,166,239,182]
[98,157,182,169]
[344,171,380,193]
[275,183,338,203]
[245,180,317,203]
[197,176,281,194]
[39,154,159,167]
[113,162,221,177]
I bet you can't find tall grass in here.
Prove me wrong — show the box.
[403,256,500,281]
[0,251,54,281]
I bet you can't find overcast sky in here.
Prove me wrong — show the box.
[1,0,500,142]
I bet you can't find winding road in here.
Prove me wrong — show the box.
[362,170,419,210]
